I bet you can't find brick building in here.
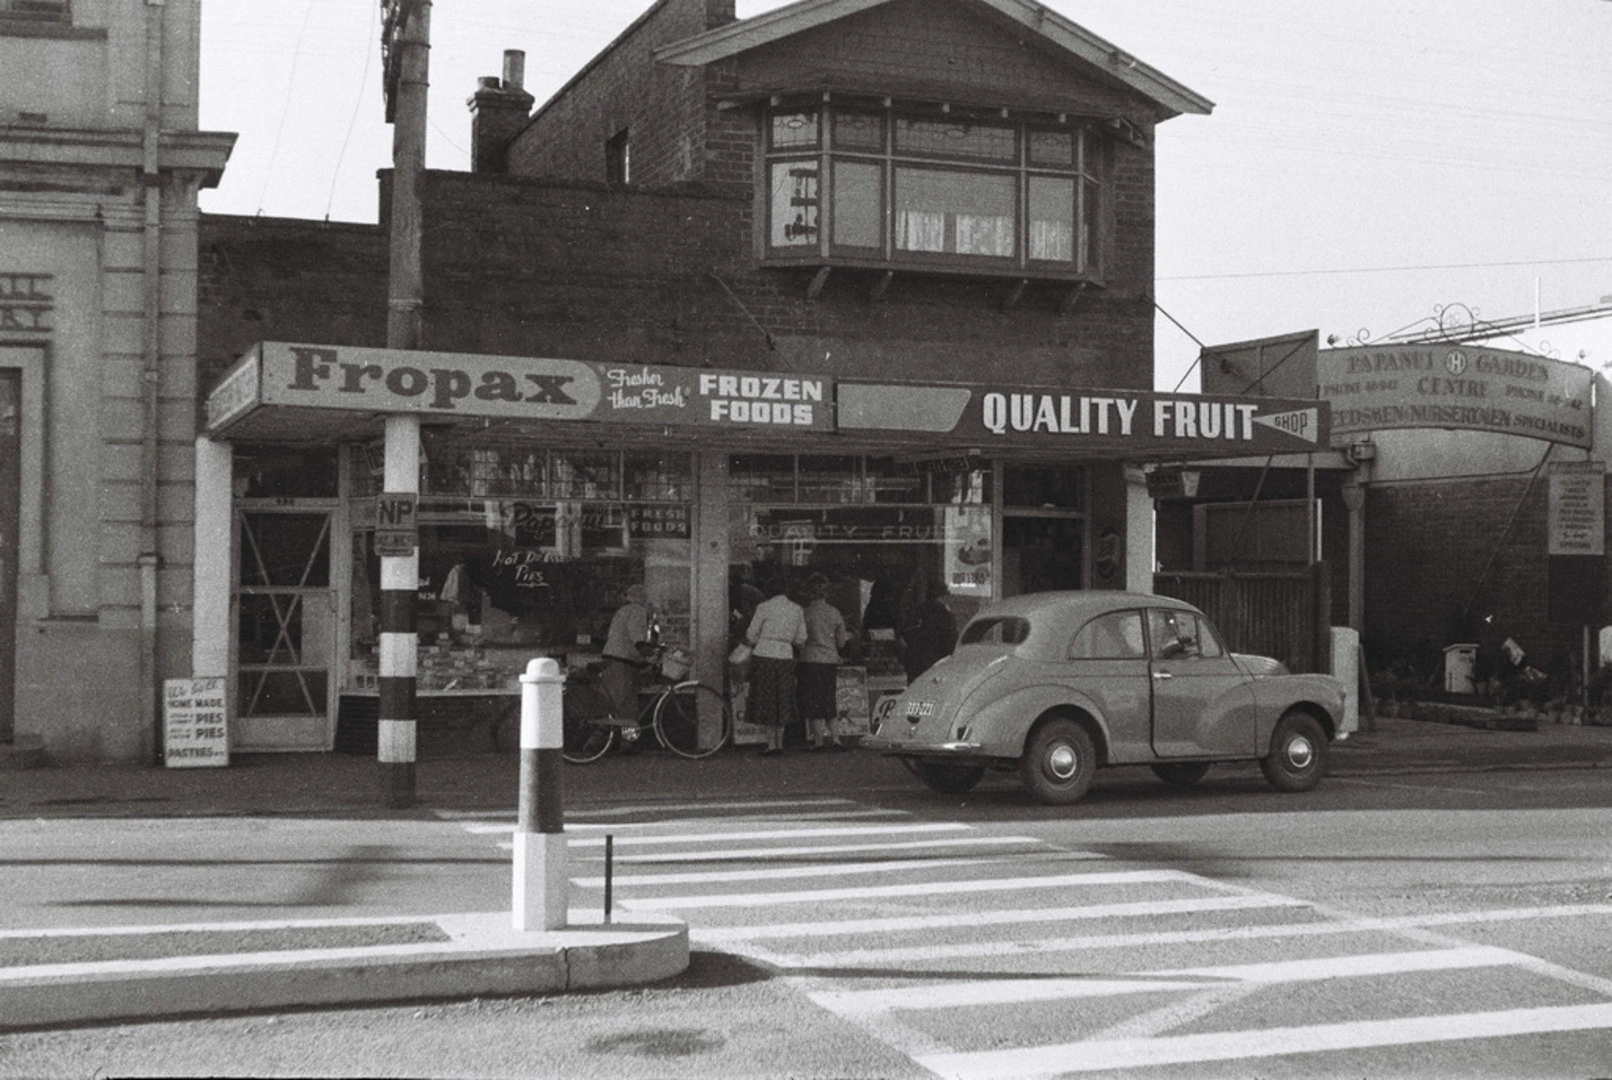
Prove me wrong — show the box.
[191,0,1326,759]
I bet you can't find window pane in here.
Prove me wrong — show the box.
[730,454,796,502]
[1003,464,1084,509]
[895,119,1016,161]
[770,111,819,149]
[770,160,820,248]
[1069,611,1145,659]
[1029,175,1075,263]
[1029,130,1074,166]
[832,159,882,249]
[1081,178,1100,271]
[833,111,884,150]
[894,168,1015,257]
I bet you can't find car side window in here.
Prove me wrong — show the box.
[1067,611,1145,659]
[1148,609,1202,660]
[1194,616,1226,658]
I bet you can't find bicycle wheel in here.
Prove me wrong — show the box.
[653,682,732,759]
[562,682,618,764]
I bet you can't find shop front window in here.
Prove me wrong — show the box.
[727,455,995,724]
[348,445,692,692]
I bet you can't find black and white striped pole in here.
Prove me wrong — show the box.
[514,656,567,931]
[378,415,419,810]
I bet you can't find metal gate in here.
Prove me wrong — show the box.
[1153,563,1331,674]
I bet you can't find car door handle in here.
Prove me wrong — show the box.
[1152,671,1172,680]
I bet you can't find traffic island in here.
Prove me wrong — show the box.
[0,910,687,1031]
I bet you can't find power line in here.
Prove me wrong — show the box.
[1159,256,1612,283]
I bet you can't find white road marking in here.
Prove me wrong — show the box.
[619,868,1191,911]
[572,854,1019,888]
[762,902,1612,967]
[461,809,910,834]
[432,797,857,821]
[562,822,978,846]
[584,835,1048,864]
[692,893,1307,944]
[811,946,1520,1013]
[916,1003,1612,1077]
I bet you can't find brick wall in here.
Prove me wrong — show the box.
[196,215,386,399]
[415,170,1152,387]
[507,0,729,185]
[1363,475,1600,680]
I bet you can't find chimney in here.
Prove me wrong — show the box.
[706,0,736,29]
[467,50,535,174]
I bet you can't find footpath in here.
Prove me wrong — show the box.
[1,716,1609,1031]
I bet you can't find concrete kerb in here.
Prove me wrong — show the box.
[0,910,687,1031]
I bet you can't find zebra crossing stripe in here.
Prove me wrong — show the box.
[561,822,976,846]
[616,869,1189,911]
[593,835,1047,864]
[772,902,1612,967]
[572,854,1032,888]
[692,893,1307,943]
[812,946,1519,1013]
[915,1002,1612,1077]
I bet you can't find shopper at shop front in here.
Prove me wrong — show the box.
[798,572,850,751]
[744,576,807,756]
[901,581,958,683]
[600,584,653,720]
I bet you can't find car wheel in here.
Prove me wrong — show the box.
[1018,718,1096,805]
[1260,711,1328,792]
[916,763,986,795]
[1151,762,1211,787]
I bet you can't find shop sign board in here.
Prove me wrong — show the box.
[374,493,417,556]
[163,677,229,767]
[205,345,262,431]
[210,343,834,433]
[1548,461,1604,557]
[1317,344,1592,448]
[837,382,1329,457]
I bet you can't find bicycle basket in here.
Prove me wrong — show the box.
[659,648,691,681]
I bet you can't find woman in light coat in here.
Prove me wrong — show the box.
[743,577,807,755]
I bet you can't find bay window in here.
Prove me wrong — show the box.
[764,103,1104,278]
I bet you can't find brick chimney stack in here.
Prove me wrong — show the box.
[467,50,535,174]
[706,0,736,27]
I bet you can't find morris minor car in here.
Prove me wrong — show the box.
[862,591,1350,805]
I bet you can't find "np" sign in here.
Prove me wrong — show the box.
[375,493,418,557]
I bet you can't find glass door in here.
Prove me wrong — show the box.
[1001,513,1085,596]
[233,509,335,751]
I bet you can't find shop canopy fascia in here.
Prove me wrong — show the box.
[204,342,1330,464]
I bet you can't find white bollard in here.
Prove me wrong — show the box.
[513,657,567,931]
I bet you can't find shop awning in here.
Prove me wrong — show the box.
[204,342,1330,462]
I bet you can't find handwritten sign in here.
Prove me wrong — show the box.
[163,677,229,768]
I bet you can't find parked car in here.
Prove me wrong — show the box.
[862,591,1350,805]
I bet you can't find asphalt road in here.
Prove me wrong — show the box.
[3,765,1611,1079]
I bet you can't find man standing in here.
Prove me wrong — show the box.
[600,584,652,720]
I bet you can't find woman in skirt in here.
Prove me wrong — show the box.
[743,576,807,755]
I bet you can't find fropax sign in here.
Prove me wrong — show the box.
[210,343,835,433]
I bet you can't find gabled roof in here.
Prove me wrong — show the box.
[653,0,1213,118]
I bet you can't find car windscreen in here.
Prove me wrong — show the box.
[959,616,1031,646]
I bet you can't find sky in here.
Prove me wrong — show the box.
[197,0,1612,393]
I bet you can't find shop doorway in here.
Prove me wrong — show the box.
[1001,513,1084,596]
[0,371,17,743]
[233,509,336,751]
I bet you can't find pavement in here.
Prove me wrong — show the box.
[2,714,1610,1031]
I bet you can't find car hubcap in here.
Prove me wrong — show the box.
[1285,736,1314,770]
[1047,742,1079,780]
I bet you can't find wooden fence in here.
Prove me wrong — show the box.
[1153,563,1332,674]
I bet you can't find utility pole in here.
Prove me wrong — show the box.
[378,0,430,808]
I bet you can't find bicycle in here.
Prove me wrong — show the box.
[561,645,733,763]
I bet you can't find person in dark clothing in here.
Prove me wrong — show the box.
[901,581,958,682]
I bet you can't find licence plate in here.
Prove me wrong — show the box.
[904,700,935,719]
